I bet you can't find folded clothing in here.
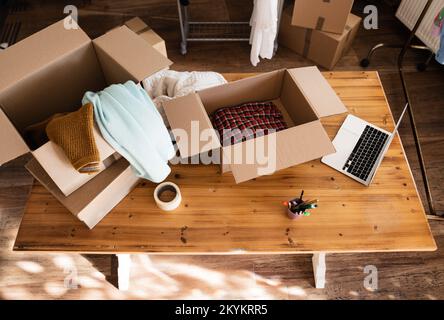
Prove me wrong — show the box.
[211,101,287,146]
[46,103,101,174]
[83,81,175,183]
[142,70,227,125]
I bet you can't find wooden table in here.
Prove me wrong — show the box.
[14,71,437,290]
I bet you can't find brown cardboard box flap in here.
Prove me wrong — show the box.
[291,0,354,34]
[124,17,152,34]
[164,93,221,158]
[288,67,347,117]
[124,17,167,57]
[228,120,336,183]
[347,13,362,28]
[124,17,164,47]
[93,26,172,84]
[0,20,91,94]
[0,107,29,165]
[328,13,362,41]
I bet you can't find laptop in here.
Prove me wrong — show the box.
[321,103,409,186]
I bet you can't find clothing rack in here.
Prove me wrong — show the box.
[397,0,443,53]
[361,0,443,71]
[177,0,284,55]
[363,0,442,217]
[398,0,441,217]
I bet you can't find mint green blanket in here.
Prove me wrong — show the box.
[83,81,175,183]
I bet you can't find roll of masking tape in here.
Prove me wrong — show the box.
[154,182,182,211]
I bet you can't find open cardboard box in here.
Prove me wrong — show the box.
[27,16,168,197]
[164,66,347,183]
[0,19,172,228]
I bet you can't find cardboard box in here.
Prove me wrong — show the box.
[280,7,361,70]
[163,66,347,184]
[291,0,354,34]
[124,17,167,57]
[0,19,172,228]
[25,17,167,197]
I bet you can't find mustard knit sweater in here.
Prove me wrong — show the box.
[46,103,100,173]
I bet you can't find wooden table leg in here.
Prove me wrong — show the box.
[312,252,326,289]
[116,254,131,291]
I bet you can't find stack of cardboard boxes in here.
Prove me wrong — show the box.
[279,0,361,70]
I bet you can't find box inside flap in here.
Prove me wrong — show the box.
[287,67,347,118]
[0,107,29,165]
[227,120,336,183]
[280,72,318,125]
[0,20,91,95]
[1,43,104,134]
[0,19,105,163]
[198,70,284,113]
[93,26,172,84]
[163,93,220,158]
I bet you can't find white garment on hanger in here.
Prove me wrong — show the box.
[249,0,278,66]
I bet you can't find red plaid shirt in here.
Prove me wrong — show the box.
[211,101,288,146]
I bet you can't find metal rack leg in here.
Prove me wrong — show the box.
[360,43,403,67]
[177,0,187,55]
[417,50,435,72]
[361,43,432,68]
[274,0,285,54]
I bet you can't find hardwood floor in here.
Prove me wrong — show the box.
[0,0,443,299]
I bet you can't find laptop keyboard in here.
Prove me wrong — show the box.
[342,125,389,181]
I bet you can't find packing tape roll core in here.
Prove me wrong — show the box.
[154,182,181,211]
